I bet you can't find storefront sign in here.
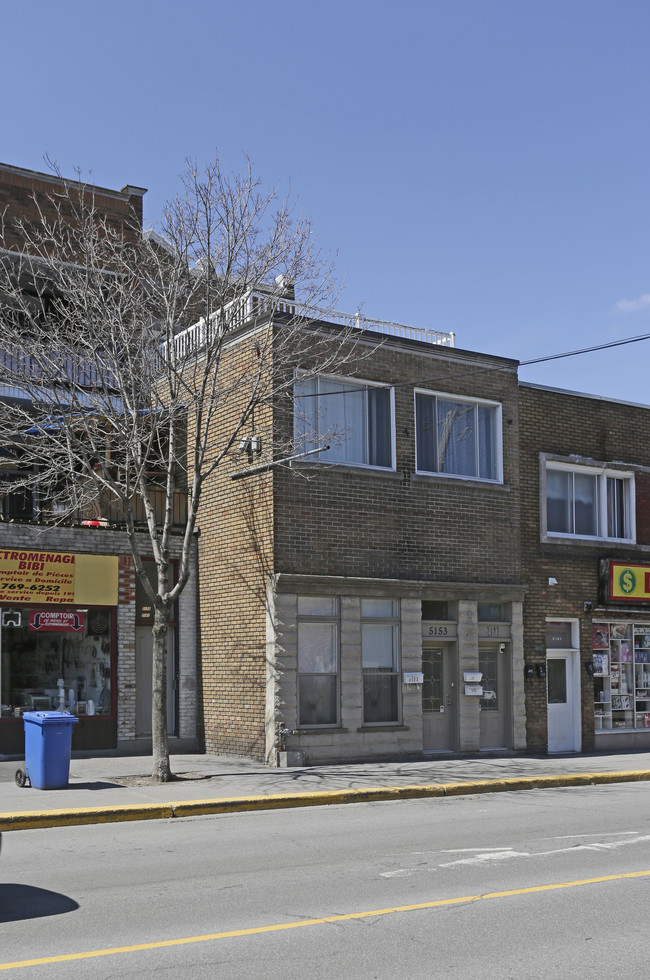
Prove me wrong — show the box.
[608,562,650,602]
[0,550,118,605]
[29,610,85,632]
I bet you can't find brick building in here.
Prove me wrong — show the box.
[0,163,198,757]
[520,382,650,753]
[197,305,527,765]
[0,161,146,250]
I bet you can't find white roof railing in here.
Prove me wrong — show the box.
[170,289,455,360]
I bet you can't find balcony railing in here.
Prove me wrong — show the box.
[170,289,455,361]
[0,486,187,528]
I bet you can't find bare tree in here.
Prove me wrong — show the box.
[0,156,367,780]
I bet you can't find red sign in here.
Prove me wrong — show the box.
[29,610,85,632]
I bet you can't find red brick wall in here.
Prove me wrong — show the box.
[0,163,144,251]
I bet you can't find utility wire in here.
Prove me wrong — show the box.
[521,332,650,365]
[293,330,650,399]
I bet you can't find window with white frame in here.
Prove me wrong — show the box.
[362,598,400,724]
[544,461,634,541]
[294,374,393,468]
[297,596,339,727]
[415,391,502,481]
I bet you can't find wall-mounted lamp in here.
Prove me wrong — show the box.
[238,435,262,455]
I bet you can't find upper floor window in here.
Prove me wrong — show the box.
[415,391,502,481]
[545,461,634,542]
[294,374,393,469]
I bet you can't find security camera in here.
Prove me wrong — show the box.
[499,643,506,653]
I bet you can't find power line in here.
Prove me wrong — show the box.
[293,329,650,401]
[520,332,650,366]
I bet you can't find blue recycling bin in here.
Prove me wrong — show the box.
[22,711,79,789]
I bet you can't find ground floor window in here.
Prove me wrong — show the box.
[297,597,339,727]
[592,620,650,731]
[0,607,114,719]
[362,599,400,723]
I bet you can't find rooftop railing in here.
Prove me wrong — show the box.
[170,289,455,361]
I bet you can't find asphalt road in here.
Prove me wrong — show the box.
[2,783,650,978]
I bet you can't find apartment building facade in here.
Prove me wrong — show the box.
[520,382,650,754]
[197,309,527,765]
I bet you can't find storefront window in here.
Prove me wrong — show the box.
[592,621,650,731]
[1,608,113,718]
[297,597,339,727]
[362,599,400,724]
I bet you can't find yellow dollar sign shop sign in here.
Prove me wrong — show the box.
[609,562,650,602]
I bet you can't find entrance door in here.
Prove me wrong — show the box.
[135,627,175,737]
[479,646,511,749]
[422,646,456,751]
[547,653,580,752]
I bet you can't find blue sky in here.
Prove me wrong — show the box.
[3,0,650,401]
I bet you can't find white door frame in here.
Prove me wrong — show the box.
[546,647,581,753]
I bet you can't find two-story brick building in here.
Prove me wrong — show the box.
[520,381,650,754]
[196,306,527,765]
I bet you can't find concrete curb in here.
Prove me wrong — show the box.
[1,769,649,832]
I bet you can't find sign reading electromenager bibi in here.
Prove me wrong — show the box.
[0,550,118,606]
[609,562,650,602]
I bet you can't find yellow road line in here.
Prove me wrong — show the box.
[2,869,650,971]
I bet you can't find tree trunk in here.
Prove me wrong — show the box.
[151,605,172,781]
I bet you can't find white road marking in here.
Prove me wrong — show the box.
[438,833,650,867]
[380,832,650,876]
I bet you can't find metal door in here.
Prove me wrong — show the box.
[422,645,456,751]
[135,627,175,736]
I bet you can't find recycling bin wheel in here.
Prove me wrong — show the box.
[15,768,28,788]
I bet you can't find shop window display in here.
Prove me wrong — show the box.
[0,608,112,718]
[592,621,650,731]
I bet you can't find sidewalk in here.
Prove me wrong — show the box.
[2,749,650,832]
